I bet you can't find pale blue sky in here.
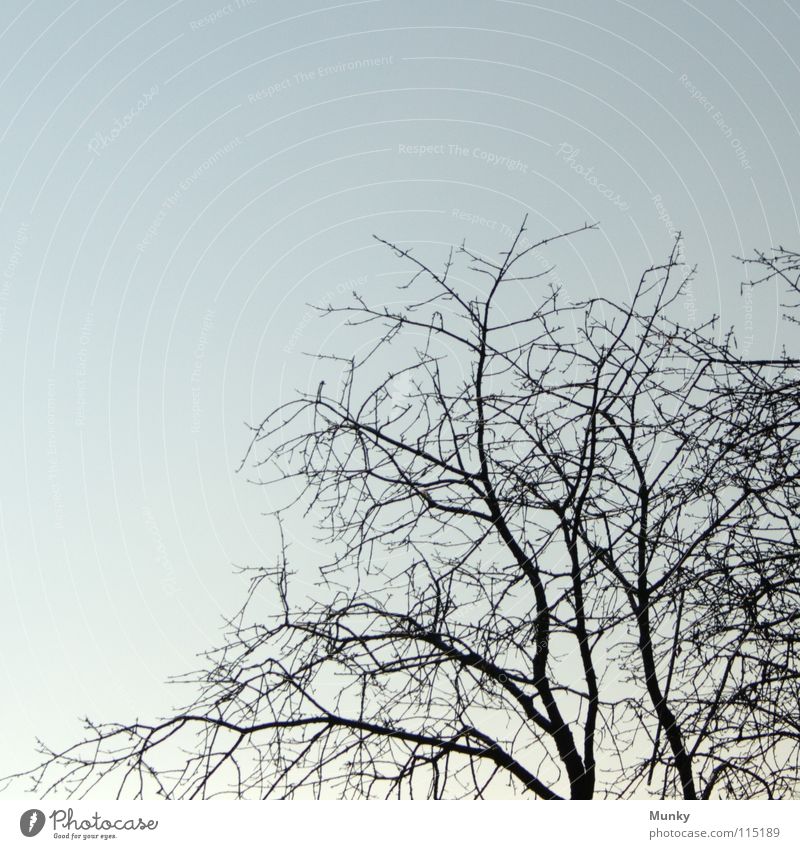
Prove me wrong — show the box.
[1,0,798,791]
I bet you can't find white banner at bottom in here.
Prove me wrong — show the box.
[1,799,797,848]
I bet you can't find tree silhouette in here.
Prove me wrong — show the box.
[9,221,800,799]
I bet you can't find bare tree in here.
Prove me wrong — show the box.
[739,246,800,325]
[9,221,800,800]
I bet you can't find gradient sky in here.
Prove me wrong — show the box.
[1,0,798,793]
